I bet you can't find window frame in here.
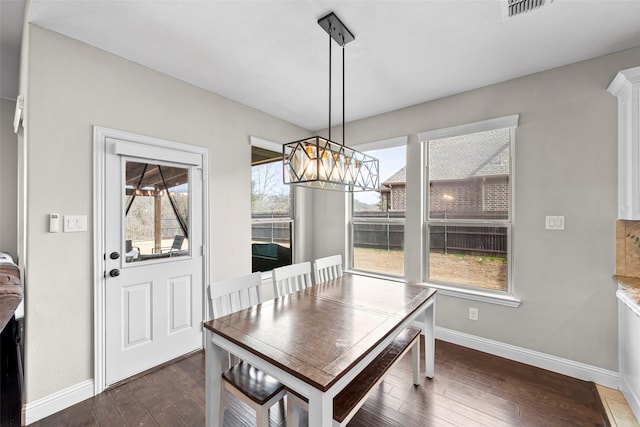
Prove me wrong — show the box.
[250,137,295,275]
[419,115,521,307]
[347,136,408,279]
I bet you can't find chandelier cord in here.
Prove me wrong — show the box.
[342,44,345,146]
[328,30,332,142]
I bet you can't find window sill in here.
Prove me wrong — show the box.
[420,282,521,307]
[344,269,407,283]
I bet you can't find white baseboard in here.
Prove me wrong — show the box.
[24,379,94,425]
[428,325,619,389]
[622,377,640,422]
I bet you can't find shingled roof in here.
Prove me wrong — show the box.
[380,128,509,187]
[428,128,510,181]
[382,166,406,186]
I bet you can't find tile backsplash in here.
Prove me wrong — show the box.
[617,220,640,277]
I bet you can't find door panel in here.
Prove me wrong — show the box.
[169,275,193,333]
[123,282,152,348]
[104,137,204,386]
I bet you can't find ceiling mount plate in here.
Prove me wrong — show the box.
[318,12,355,46]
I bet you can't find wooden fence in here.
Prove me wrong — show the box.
[251,211,508,258]
[428,225,507,257]
[251,213,291,244]
[353,211,507,257]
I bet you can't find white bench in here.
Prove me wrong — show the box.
[287,327,422,426]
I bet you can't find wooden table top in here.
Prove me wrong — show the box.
[203,273,436,392]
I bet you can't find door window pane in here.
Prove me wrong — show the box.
[124,161,189,262]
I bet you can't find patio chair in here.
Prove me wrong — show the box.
[168,235,185,256]
[151,235,185,256]
[272,262,312,298]
[313,254,343,284]
[207,272,286,427]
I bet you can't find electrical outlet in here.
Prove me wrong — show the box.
[469,307,479,321]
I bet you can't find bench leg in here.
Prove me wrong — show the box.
[287,397,300,427]
[256,405,269,427]
[286,393,308,427]
[219,384,226,427]
[412,339,420,385]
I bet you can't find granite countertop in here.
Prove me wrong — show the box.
[614,275,640,304]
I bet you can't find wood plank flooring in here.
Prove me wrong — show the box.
[28,338,607,426]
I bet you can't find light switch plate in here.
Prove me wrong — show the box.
[64,215,88,232]
[545,215,565,230]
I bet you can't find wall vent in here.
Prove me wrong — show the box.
[507,0,546,17]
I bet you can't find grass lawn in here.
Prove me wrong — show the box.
[353,247,507,291]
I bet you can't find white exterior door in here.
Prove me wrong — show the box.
[102,136,205,386]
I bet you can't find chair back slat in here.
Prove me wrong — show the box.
[272,262,312,298]
[313,255,343,284]
[208,272,263,319]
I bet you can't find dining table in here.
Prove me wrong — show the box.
[203,272,437,427]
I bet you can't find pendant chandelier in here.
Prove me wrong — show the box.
[283,12,379,192]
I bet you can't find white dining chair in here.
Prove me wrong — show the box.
[272,262,313,298]
[208,272,286,427]
[313,254,343,284]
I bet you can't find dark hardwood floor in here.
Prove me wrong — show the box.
[28,338,607,426]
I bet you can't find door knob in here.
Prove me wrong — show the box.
[109,269,120,277]
[109,252,120,260]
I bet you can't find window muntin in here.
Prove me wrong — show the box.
[426,126,513,292]
[351,145,406,277]
[251,145,293,273]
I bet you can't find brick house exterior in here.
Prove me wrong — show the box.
[381,128,510,216]
[380,167,407,212]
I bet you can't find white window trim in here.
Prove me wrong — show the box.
[421,116,520,306]
[250,136,295,273]
[353,135,408,152]
[422,281,521,307]
[348,136,408,278]
[418,114,519,141]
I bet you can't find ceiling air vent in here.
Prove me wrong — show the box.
[507,0,546,17]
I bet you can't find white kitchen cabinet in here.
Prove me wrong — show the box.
[617,290,640,421]
[609,67,640,220]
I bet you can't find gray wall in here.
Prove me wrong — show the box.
[0,98,17,258]
[22,25,310,402]
[312,47,640,372]
[20,19,640,406]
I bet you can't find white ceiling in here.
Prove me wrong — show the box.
[3,0,640,131]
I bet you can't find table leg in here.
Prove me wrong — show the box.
[424,300,435,378]
[205,330,224,427]
[307,390,334,427]
[412,338,420,385]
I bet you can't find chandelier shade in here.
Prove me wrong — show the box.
[283,136,379,191]
[282,12,379,192]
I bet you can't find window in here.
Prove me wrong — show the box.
[350,141,406,277]
[124,161,190,262]
[422,116,517,293]
[251,140,293,273]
